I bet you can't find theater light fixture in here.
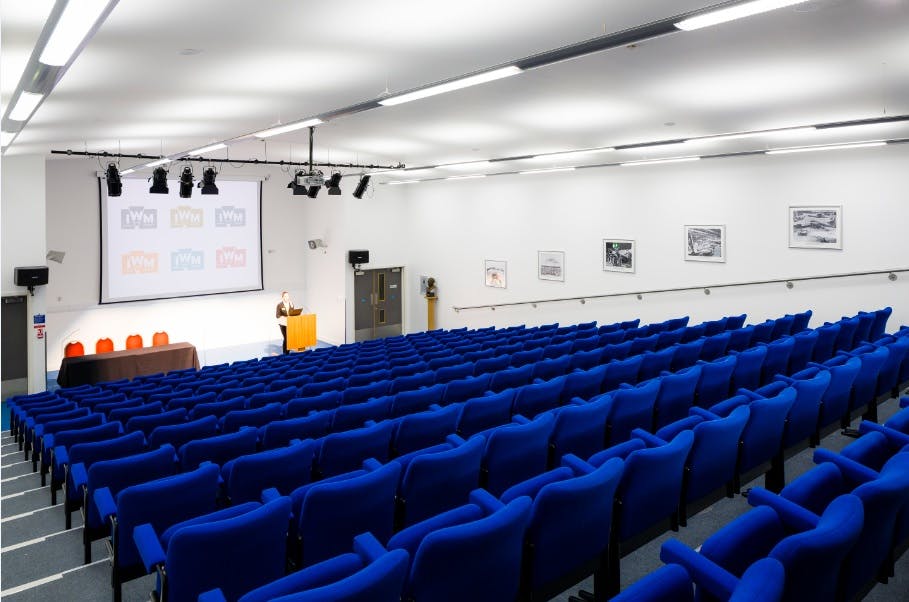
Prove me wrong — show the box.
[149,167,169,194]
[198,167,219,195]
[765,141,887,155]
[353,175,371,199]
[254,118,323,139]
[105,163,122,197]
[326,172,342,195]
[179,166,194,198]
[289,170,308,195]
[379,66,522,106]
[675,0,810,31]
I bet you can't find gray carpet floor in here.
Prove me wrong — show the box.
[2,393,908,601]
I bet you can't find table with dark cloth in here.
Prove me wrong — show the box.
[57,342,200,387]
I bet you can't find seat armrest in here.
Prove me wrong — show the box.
[589,438,647,465]
[631,428,666,448]
[70,462,89,492]
[660,539,738,600]
[197,590,228,602]
[859,422,909,448]
[362,457,383,471]
[774,374,796,384]
[747,487,819,532]
[428,403,443,411]
[446,433,467,446]
[512,415,531,425]
[561,454,595,476]
[469,488,505,513]
[133,523,166,573]
[353,532,388,563]
[94,487,118,524]
[262,487,282,504]
[813,448,880,484]
[689,407,720,421]
[53,445,69,467]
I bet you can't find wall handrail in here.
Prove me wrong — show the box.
[452,268,907,312]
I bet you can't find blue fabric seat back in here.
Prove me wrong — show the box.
[680,406,749,502]
[457,389,516,437]
[731,388,796,473]
[108,403,162,425]
[654,365,701,429]
[760,337,795,384]
[219,382,266,402]
[680,324,706,344]
[317,421,395,477]
[149,415,218,450]
[115,463,219,569]
[432,360,472,381]
[165,392,216,412]
[285,390,342,418]
[853,312,875,345]
[727,325,755,353]
[869,307,892,341]
[850,346,889,410]
[703,317,729,337]
[789,310,813,334]
[66,431,146,498]
[670,340,704,372]
[602,340,634,363]
[441,374,491,405]
[599,330,626,347]
[249,386,298,408]
[267,374,311,392]
[342,380,392,405]
[297,462,401,566]
[483,414,555,496]
[699,332,731,362]
[655,328,685,350]
[389,371,435,395]
[770,315,795,341]
[816,357,861,427]
[788,330,818,374]
[85,444,176,529]
[405,496,532,602]
[811,323,841,363]
[559,364,608,403]
[165,498,291,602]
[512,347,544,367]
[876,336,909,396]
[392,405,460,456]
[221,403,282,434]
[489,364,534,393]
[783,371,831,448]
[400,436,485,526]
[607,379,661,445]
[332,396,393,432]
[223,440,315,503]
[311,369,351,384]
[638,347,677,382]
[188,397,246,421]
[696,356,737,408]
[570,336,600,354]
[50,422,123,482]
[731,345,767,392]
[260,412,332,450]
[299,377,346,397]
[179,427,258,471]
[568,348,603,372]
[629,334,660,356]
[834,317,861,352]
[390,361,430,378]
[513,378,564,418]
[474,354,511,376]
[750,320,775,345]
[390,383,445,418]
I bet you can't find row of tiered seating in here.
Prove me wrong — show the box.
[5,307,906,602]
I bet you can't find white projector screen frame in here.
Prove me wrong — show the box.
[99,176,264,304]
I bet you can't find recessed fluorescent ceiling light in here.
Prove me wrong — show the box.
[435,160,493,170]
[120,168,136,175]
[188,143,227,155]
[519,167,576,175]
[531,148,615,160]
[147,158,172,167]
[622,141,686,151]
[9,92,44,121]
[621,156,701,166]
[675,0,810,31]
[39,0,111,66]
[446,174,486,180]
[690,126,817,143]
[388,180,421,185]
[254,118,323,138]
[379,66,522,106]
[1,131,15,146]
[766,141,887,155]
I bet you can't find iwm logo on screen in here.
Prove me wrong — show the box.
[170,206,204,227]
[215,206,246,227]
[120,207,157,229]
[171,249,204,271]
[121,251,159,274]
[216,247,247,268]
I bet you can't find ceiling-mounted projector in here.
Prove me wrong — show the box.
[295,171,324,188]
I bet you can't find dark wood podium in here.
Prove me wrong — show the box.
[287,314,317,351]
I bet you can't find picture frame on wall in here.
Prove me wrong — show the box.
[603,239,635,273]
[789,205,842,249]
[538,250,565,281]
[484,260,507,288]
[684,225,726,262]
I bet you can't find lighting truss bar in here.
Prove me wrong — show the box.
[49,150,403,172]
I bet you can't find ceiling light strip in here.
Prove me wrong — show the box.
[8,92,45,122]
[446,174,487,180]
[675,0,810,31]
[187,143,227,155]
[766,141,888,155]
[39,0,114,66]
[620,156,701,166]
[379,66,522,107]
[519,167,577,175]
[254,119,323,139]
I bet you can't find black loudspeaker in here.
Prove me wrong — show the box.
[348,250,369,265]
[14,266,49,287]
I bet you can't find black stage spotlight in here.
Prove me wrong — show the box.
[105,163,122,197]
[326,172,342,195]
[149,166,169,194]
[179,166,194,198]
[291,170,308,195]
[306,185,320,198]
[353,175,371,199]
[198,167,219,195]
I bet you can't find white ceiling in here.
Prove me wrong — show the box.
[2,0,908,176]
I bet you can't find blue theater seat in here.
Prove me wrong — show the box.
[221,439,315,504]
[149,415,219,450]
[391,405,460,456]
[259,412,332,449]
[284,390,342,417]
[47,421,123,503]
[653,365,701,430]
[480,413,555,497]
[456,389,515,437]
[220,403,282,433]
[178,427,258,471]
[315,420,395,477]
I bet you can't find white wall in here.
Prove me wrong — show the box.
[385,144,909,334]
[2,155,48,392]
[44,158,308,369]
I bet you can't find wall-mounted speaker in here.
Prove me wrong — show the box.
[14,266,49,287]
[348,250,369,266]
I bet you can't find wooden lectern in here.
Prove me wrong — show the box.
[287,314,317,351]
[426,296,437,330]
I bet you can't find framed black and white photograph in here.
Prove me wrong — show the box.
[684,225,726,262]
[789,206,842,249]
[603,239,635,273]
[538,250,565,281]
[484,260,507,288]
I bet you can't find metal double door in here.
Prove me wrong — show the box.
[354,267,403,342]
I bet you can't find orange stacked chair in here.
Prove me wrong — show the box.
[125,334,143,349]
[64,341,85,358]
[152,331,169,347]
[96,338,114,353]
